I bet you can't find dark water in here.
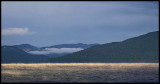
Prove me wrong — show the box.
[1,63,159,83]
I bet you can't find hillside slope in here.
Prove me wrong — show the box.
[1,46,50,63]
[49,31,159,63]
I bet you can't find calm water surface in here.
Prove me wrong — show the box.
[1,63,159,83]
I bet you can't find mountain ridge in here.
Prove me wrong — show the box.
[1,31,159,63]
[12,43,97,57]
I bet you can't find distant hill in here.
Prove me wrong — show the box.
[1,46,50,63]
[41,43,98,49]
[49,31,159,63]
[13,44,39,52]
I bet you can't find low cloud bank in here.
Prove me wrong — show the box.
[28,48,83,55]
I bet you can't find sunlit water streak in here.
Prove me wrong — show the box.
[1,63,159,83]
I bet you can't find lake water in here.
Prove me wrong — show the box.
[1,63,159,83]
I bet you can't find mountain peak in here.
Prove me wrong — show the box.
[13,44,39,51]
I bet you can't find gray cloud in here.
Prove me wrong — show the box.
[2,2,158,28]
[2,27,28,35]
[2,27,36,36]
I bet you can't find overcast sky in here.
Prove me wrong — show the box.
[1,1,159,47]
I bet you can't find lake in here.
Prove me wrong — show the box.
[1,63,159,83]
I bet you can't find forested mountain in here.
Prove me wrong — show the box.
[1,46,50,63]
[2,31,158,63]
[49,31,159,63]
[1,43,98,63]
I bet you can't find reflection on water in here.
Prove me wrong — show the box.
[1,63,159,83]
